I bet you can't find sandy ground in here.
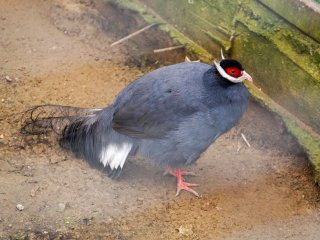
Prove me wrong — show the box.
[0,0,320,239]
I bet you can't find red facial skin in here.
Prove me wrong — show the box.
[225,67,242,78]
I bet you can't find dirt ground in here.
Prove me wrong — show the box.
[1,0,320,239]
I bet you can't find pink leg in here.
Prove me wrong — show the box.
[163,168,196,177]
[169,168,200,197]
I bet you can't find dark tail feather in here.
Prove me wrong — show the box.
[21,105,121,177]
[21,104,101,142]
[59,113,100,161]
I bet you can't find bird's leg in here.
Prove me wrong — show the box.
[163,167,196,177]
[174,168,200,197]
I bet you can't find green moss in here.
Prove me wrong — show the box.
[259,0,320,42]
[283,118,320,177]
[312,48,320,64]
[233,22,320,134]
[235,0,320,81]
[284,33,310,54]
[203,30,232,52]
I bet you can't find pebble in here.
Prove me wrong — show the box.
[178,224,193,236]
[58,203,66,212]
[136,197,144,205]
[30,188,38,197]
[5,75,12,82]
[16,204,24,211]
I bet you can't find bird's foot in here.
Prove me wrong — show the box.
[176,181,200,197]
[168,168,200,197]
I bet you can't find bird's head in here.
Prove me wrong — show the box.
[213,51,253,83]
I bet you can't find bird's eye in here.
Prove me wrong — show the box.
[225,67,242,78]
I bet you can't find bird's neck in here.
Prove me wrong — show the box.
[203,68,236,89]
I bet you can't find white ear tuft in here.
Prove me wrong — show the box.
[220,49,225,60]
[214,61,250,83]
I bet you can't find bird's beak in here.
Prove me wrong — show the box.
[242,71,253,82]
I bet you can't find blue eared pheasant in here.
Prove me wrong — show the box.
[22,55,252,197]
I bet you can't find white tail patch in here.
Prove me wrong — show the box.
[100,143,132,170]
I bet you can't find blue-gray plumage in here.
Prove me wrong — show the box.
[23,58,252,197]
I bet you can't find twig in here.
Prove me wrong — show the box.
[241,133,251,148]
[110,23,159,47]
[153,45,185,53]
[236,141,242,152]
[185,56,200,62]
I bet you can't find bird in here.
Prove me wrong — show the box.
[21,54,252,197]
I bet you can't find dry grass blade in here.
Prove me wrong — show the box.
[110,23,159,47]
[153,45,185,53]
[241,133,251,148]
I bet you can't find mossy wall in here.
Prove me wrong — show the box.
[108,0,320,179]
[259,0,320,42]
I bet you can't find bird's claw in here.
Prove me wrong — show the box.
[175,181,200,197]
[181,171,196,176]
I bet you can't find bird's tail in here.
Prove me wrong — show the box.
[21,105,102,148]
[21,104,127,178]
[21,105,101,135]
[58,108,104,167]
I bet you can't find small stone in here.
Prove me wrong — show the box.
[27,233,37,240]
[16,204,24,211]
[178,224,193,236]
[83,217,93,225]
[0,134,4,139]
[5,75,12,82]
[30,188,38,197]
[18,66,26,71]
[58,203,66,212]
[136,197,144,205]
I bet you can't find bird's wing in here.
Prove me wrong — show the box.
[111,82,203,138]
